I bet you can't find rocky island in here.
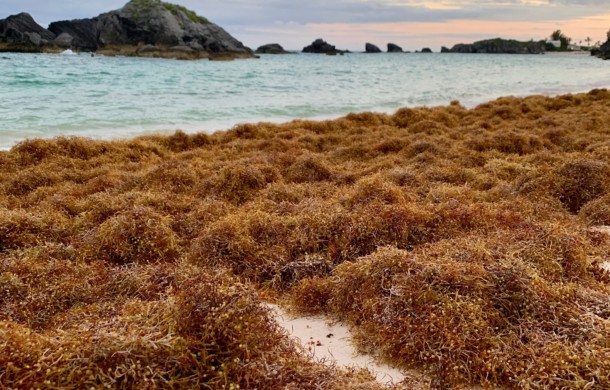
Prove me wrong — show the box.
[255,43,291,54]
[441,38,545,54]
[365,43,382,53]
[0,0,254,60]
[387,43,403,53]
[302,38,347,55]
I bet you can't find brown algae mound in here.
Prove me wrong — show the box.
[1,89,610,388]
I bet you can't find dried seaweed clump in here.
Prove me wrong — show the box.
[580,193,610,225]
[554,159,609,213]
[85,206,181,264]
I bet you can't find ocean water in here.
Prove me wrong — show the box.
[1,51,609,149]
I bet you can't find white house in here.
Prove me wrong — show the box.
[568,43,582,51]
[546,40,561,48]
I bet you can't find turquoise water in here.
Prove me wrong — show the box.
[1,52,610,149]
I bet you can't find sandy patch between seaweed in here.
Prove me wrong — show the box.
[267,304,426,387]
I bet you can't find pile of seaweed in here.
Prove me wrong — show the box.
[1,89,610,389]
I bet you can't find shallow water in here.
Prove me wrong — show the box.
[1,51,609,149]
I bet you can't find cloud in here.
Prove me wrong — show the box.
[1,0,608,51]
[2,0,609,26]
[198,0,608,26]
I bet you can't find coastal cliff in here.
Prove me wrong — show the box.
[0,0,254,59]
[442,38,545,54]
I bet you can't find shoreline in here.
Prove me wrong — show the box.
[3,85,610,152]
[4,51,610,151]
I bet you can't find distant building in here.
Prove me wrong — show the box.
[546,40,561,48]
[568,43,582,51]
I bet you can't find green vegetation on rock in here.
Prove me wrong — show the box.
[163,3,209,24]
[127,0,209,24]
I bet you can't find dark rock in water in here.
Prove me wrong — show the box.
[421,47,432,53]
[440,46,450,53]
[594,39,610,60]
[303,38,346,55]
[255,43,289,54]
[443,38,545,54]
[0,13,55,51]
[365,43,381,53]
[387,43,403,53]
[50,32,74,48]
[49,19,99,51]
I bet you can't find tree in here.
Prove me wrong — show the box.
[551,30,563,41]
[550,30,571,50]
[586,37,592,48]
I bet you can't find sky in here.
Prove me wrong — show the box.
[2,1,610,51]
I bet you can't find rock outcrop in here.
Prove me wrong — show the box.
[443,38,545,54]
[302,39,347,55]
[421,47,432,53]
[593,39,610,60]
[255,43,289,54]
[48,19,99,51]
[387,43,402,53]
[365,43,381,53]
[1,0,254,60]
[0,13,56,52]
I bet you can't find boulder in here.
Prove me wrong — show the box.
[187,40,204,50]
[421,47,432,53]
[365,43,381,53]
[138,44,160,53]
[387,43,403,53]
[169,45,195,53]
[302,38,346,55]
[255,43,289,54]
[443,38,545,54]
[49,19,99,51]
[51,32,74,48]
[0,13,55,50]
[24,32,42,46]
[440,46,450,53]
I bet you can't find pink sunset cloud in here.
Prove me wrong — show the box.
[244,13,610,52]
